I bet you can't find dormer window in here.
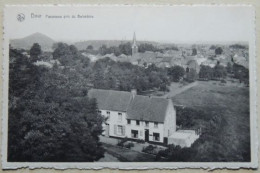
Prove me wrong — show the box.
[145,121,149,127]
[136,120,140,126]
[154,122,158,128]
[107,111,110,115]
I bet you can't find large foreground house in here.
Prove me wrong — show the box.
[88,89,199,147]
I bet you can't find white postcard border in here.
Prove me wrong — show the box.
[1,4,258,170]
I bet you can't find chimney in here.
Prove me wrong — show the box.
[131,89,137,99]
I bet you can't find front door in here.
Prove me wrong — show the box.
[145,129,149,142]
[164,137,168,145]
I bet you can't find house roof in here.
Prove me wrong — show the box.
[88,89,133,112]
[88,89,170,123]
[127,95,169,123]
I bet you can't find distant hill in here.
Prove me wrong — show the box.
[74,40,159,50]
[10,33,55,51]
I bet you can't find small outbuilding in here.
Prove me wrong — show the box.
[168,130,199,148]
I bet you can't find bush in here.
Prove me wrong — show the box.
[117,137,128,147]
[142,145,157,155]
[176,107,210,128]
[156,144,196,162]
[221,79,227,83]
[136,139,145,144]
[125,142,134,149]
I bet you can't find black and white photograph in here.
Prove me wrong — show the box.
[2,5,257,169]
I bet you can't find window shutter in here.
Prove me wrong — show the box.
[114,125,117,135]
[122,126,125,136]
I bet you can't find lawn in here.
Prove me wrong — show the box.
[171,81,250,162]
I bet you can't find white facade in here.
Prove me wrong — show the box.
[99,100,177,144]
[99,109,127,137]
[125,120,164,143]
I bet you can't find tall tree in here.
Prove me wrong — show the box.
[213,64,227,79]
[192,48,197,56]
[199,65,213,79]
[168,66,185,82]
[87,45,94,50]
[30,43,42,62]
[138,43,158,53]
[118,42,132,55]
[53,42,81,66]
[215,47,223,55]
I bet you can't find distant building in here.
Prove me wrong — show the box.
[132,32,138,56]
[88,89,199,147]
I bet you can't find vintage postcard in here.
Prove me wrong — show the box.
[1,4,258,169]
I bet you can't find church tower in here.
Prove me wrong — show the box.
[132,32,138,56]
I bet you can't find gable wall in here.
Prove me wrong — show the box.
[163,100,177,138]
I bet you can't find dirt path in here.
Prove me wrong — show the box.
[162,81,198,98]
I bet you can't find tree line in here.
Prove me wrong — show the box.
[199,62,249,83]
[97,42,163,56]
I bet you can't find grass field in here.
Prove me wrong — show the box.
[172,81,250,162]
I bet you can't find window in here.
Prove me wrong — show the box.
[114,125,125,135]
[118,113,122,122]
[136,120,140,126]
[154,122,158,128]
[153,133,160,141]
[145,121,149,127]
[127,119,131,124]
[118,125,123,135]
[98,110,101,114]
[131,130,138,138]
[107,111,110,115]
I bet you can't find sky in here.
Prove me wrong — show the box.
[5,5,254,43]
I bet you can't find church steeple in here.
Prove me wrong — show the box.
[132,32,138,56]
